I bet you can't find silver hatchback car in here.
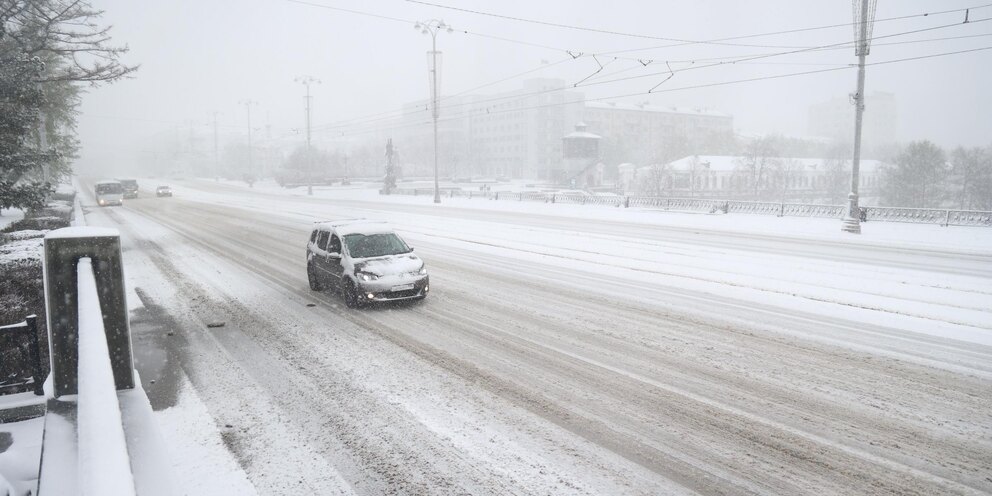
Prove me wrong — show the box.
[306,220,429,307]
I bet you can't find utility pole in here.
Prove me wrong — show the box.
[415,19,453,204]
[239,99,258,186]
[188,120,194,152]
[212,112,219,180]
[842,0,878,234]
[295,76,320,195]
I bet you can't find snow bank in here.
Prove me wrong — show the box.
[55,184,76,197]
[71,191,86,227]
[0,209,24,231]
[0,416,44,496]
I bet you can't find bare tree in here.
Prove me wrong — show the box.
[638,163,672,196]
[4,0,137,84]
[686,155,709,198]
[881,141,947,208]
[735,135,780,200]
[950,146,992,210]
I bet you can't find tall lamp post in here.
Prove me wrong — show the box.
[415,19,453,204]
[842,0,878,234]
[295,76,320,196]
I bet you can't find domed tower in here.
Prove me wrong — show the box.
[561,122,601,187]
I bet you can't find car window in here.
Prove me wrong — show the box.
[343,233,410,258]
[310,230,318,243]
[329,234,341,254]
[316,231,329,251]
[96,183,123,194]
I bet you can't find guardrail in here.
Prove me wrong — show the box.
[0,316,44,396]
[38,227,174,496]
[388,189,992,227]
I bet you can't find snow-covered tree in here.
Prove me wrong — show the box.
[0,30,51,213]
[949,146,992,211]
[735,136,781,200]
[881,140,947,208]
[0,0,134,212]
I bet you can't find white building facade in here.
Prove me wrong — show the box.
[634,155,885,204]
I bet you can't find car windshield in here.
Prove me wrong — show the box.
[343,233,409,259]
[96,183,122,194]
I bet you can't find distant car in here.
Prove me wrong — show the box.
[94,180,124,207]
[306,220,429,308]
[155,185,173,197]
[117,179,139,199]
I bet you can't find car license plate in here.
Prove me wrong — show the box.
[391,284,415,292]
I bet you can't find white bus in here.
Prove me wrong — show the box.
[94,180,124,207]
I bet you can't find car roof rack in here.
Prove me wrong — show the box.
[313,218,387,227]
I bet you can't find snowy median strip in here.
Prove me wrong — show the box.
[76,257,137,496]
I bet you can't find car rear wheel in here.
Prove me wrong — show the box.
[307,262,322,291]
[342,279,361,308]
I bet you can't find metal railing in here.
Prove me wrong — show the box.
[387,189,992,227]
[0,315,44,396]
[864,206,992,226]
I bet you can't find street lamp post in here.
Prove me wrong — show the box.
[842,0,878,234]
[415,19,453,204]
[295,76,320,196]
[239,99,258,187]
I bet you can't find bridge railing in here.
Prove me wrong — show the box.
[387,189,992,226]
[38,227,174,496]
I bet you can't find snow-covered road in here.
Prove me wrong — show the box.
[80,179,992,495]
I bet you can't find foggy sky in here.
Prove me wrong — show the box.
[75,0,992,174]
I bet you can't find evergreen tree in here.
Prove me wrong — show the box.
[0,28,51,212]
[0,0,135,213]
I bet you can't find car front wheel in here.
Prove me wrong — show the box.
[342,278,362,308]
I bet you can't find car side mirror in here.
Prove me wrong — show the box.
[408,247,415,252]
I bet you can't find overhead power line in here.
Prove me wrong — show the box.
[601,4,992,55]
[284,0,989,137]
[313,16,991,133]
[284,0,411,23]
[584,17,992,91]
[321,45,992,140]
[406,0,991,49]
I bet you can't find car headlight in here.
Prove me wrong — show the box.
[357,271,378,282]
[419,266,428,275]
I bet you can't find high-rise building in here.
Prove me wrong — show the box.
[382,79,733,181]
[580,101,735,166]
[807,91,897,153]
